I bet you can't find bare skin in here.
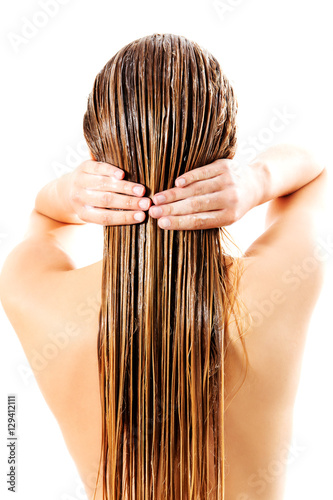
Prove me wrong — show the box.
[0,144,328,499]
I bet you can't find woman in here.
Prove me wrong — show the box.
[0,33,327,499]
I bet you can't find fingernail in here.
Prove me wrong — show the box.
[114,170,124,179]
[133,186,144,195]
[139,199,150,210]
[159,217,170,228]
[134,212,145,222]
[150,206,162,217]
[154,194,166,203]
[176,178,186,186]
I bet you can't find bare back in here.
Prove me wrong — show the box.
[0,169,327,499]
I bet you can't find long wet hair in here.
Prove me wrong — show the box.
[83,33,248,500]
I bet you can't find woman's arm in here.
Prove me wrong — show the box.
[249,144,325,205]
[34,161,152,227]
[31,143,327,236]
[34,172,86,225]
[0,160,153,305]
[148,143,326,230]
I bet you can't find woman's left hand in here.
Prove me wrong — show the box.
[68,160,152,226]
[149,158,260,230]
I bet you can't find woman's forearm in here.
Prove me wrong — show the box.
[34,172,85,224]
[249,144,326,208]
[33,144,325,227]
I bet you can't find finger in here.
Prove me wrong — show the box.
[152,176,222,206]
[156,210,231,230]
[174,159,228,188]
[80,189,152,211]
[81,160,125,180]
[77,172,146,197]
[78,206,146,226]
[149,191,229,218]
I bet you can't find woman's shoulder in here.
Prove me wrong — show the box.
[0,248,103,401]
[227,247,323,408]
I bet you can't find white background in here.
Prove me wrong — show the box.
[0,0,332,499]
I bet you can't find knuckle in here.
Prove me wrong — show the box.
[216,174,225,188]
[222,157,233,170]
[190,197,201,212]
[223,172,233,185]
[229,188,240,206]
[216,159,226,174]
[102,212,110,225]
[204,196,211,207]
[122,181,130,193]
[201,165,209,178]
[80,160,90,172]
[227,208,239,224]
[71,189,81,202]
[193,215,205,229]
[98,177,108,189]
[126,196,135,208]
[172,216,180,229]
[196,183,206,195]
[102,192,112,206]
[167,188,177,202]
[181,173,191,184]
[194,182,202,196]
[93,162,101,173]
[109,177,118,189]
[164,203,172,215]
[223,161,232,173]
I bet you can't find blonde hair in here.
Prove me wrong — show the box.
[83,33,248,499]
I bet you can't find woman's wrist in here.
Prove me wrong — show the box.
[34,172,86,225]
[248,144,325,208]
[245,159,271,210]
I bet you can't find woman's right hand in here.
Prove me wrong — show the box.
[149,158,264,230]
[68,160,152,226]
